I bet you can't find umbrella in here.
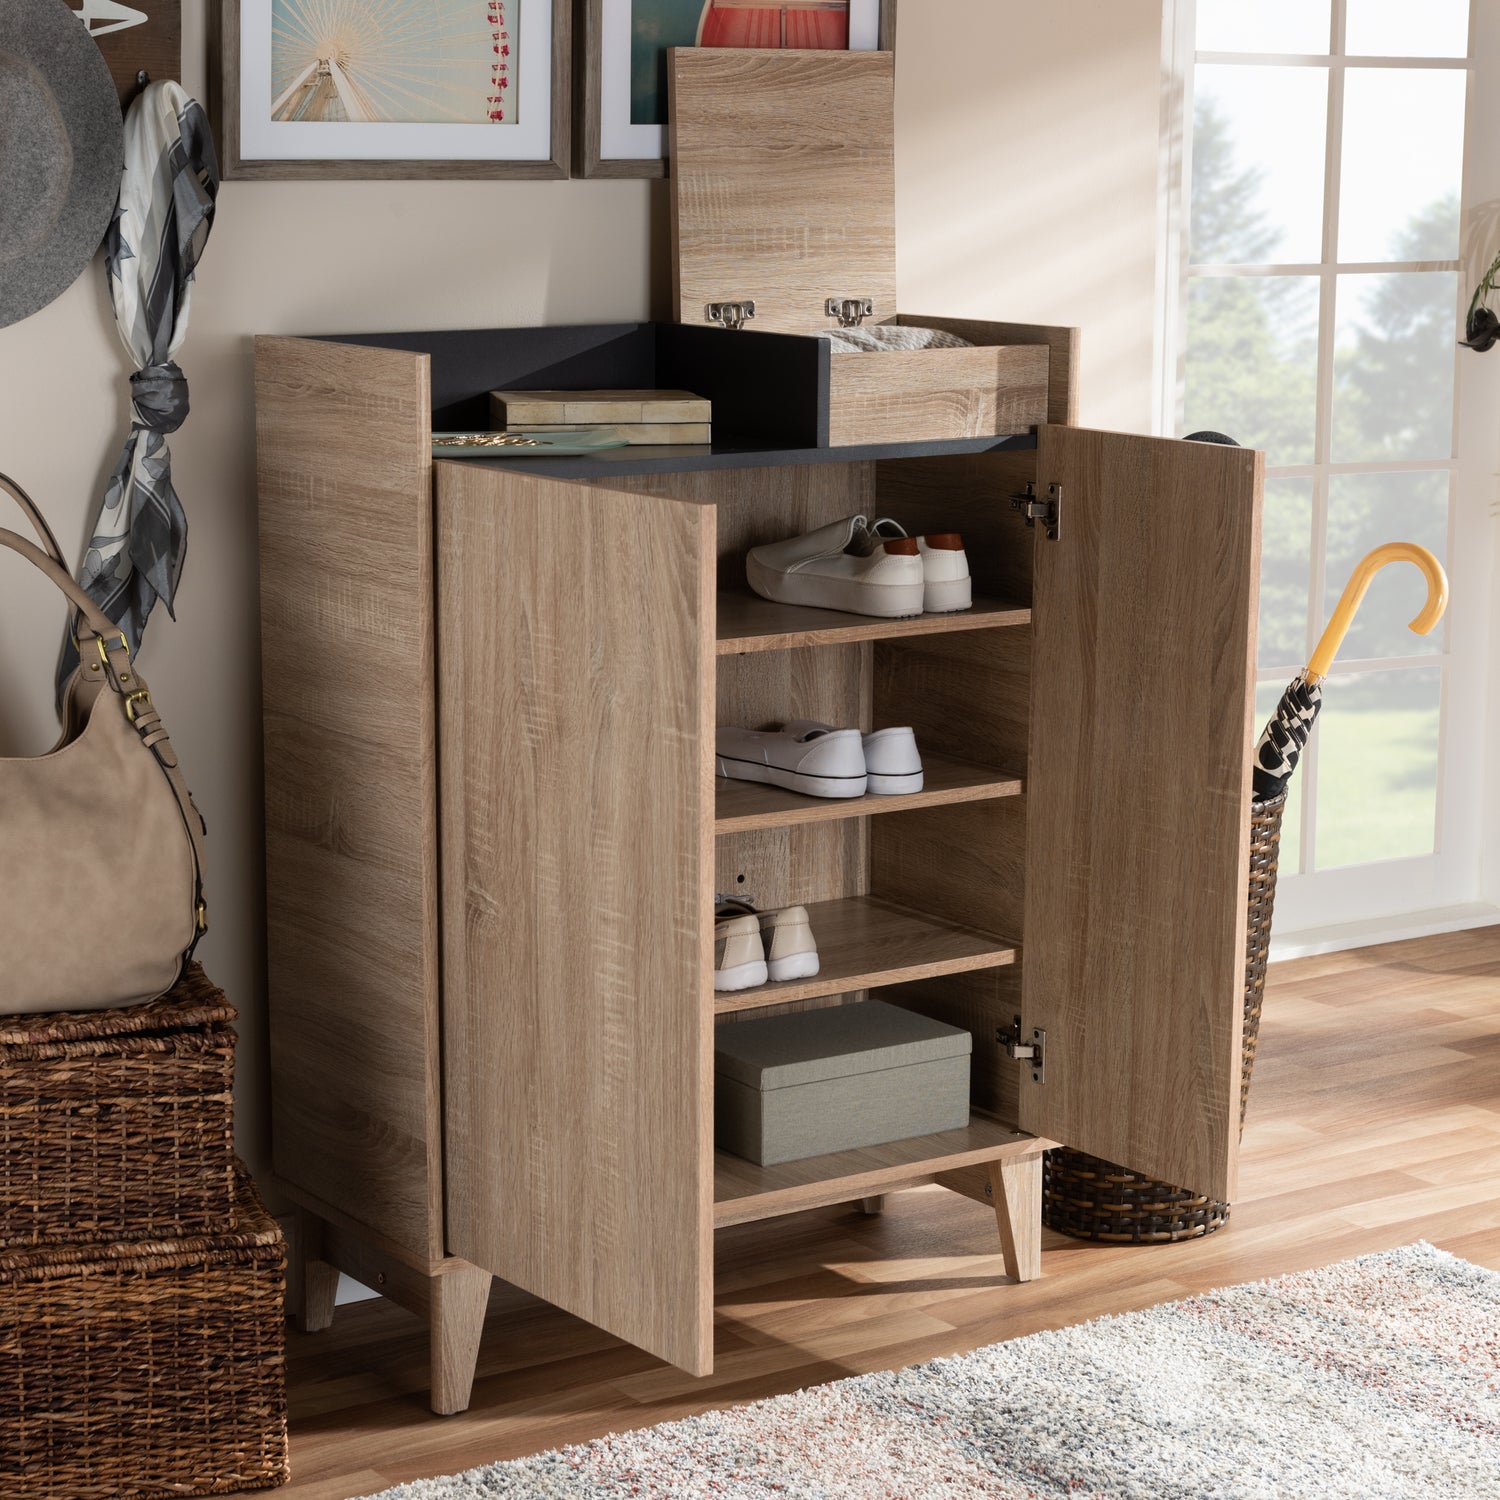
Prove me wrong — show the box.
[1252,543,1449,801]
[57,79,219,692]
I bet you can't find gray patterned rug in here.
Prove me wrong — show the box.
[360,1242,1500,1498]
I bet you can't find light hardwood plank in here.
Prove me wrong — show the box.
[670,50,898,335]
[717,590,1030,654]
[255,336,445,1267]
[1019,427,1263,1205]
[711,895,1017,1014]
[714,1116,1043,1226]
[715,753,1023,832]
[437,463,717,1378]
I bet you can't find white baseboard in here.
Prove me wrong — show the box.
[1269,902,1500,962]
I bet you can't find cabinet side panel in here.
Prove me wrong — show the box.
[255,336,443,1266]
[1021,427,1262,1204]
[438,464,714,1376]
[897,318,1079,427]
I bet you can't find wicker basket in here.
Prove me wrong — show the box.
[1042,792,1287,1244]
[0,1166,289,1499]
[0,962,237,1249]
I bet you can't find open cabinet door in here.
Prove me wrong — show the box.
[436,462,716,1375]
[1019,427,1262,1203]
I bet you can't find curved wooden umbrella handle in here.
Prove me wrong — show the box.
[1307,542,1449,681]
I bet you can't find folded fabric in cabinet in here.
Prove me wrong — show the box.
[819,326,975,354]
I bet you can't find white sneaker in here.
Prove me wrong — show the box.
[714,903,767,992]
[747,515,925,619]
[717,898,820,983]
[716,722,868,799]
[869,519,972,614]
[862,727,924,795]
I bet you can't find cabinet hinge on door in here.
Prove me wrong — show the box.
[1010,482,1062,541]
[997,1016,1046,1084]
[706,300,757,330]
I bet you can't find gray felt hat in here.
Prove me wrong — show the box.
[0,0,125,330]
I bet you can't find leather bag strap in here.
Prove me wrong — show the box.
[0,473,67,568]
[0,527,123,646]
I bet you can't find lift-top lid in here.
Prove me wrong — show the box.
[669,47,896,336]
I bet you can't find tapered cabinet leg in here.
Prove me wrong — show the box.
[287,1211,340,1333]
[430,1266,494,1416]
[859,1195,886,1216]
[988,1156,1042,1283]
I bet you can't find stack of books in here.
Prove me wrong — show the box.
[491,388,712,446]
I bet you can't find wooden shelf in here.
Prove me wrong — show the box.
[714,1114,1040,1227]
[717,591,1031,655]
[715,753,1024,832]
[711,895,1016,1014]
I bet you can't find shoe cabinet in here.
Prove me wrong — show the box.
[256,321,1262,1413]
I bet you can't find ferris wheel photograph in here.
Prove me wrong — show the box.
[269,0,517,124]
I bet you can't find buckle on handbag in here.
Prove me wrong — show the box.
[81,631,130,672]
[125,689,154,723]
[197,900,209,934]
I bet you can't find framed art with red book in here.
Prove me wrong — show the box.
[213,0,571,179]
[577,0,896,178]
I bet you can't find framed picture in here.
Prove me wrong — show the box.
[214,0,571,180]
[578,0,896,179]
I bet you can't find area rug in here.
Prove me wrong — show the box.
[361,1243,1500,1499]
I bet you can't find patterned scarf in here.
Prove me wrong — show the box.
[58,80,218,691]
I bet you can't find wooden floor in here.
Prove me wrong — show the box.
[278,927,1500,1499]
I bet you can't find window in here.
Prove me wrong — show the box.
[1164,0,1491,938]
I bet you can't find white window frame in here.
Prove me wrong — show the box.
[1156,0,1500,951]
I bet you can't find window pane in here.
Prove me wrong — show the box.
[1197,0,1331,55]
[1338,69,1466,262]
[1332,273,1458,462]
[1192,67,1328,264]
[1258,479,1313,671]
[1323,473,1449,660]
[1314,668,1441,866]
[1255,680,1305,876]
[1186,276,1319,465]
[1345,0,1470,58]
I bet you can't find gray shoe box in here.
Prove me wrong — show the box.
[714,999,972,1166]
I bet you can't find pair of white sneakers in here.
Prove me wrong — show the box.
[747,515,972,620]
[716,721,923,800]
[714,897,820,992]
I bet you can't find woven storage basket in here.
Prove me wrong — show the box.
[1042,792,1287,1244]
[0,1166,288,1499]
[0,962,237,1249]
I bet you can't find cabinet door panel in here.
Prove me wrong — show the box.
[437,463,715,1375]
[1019,427,1262,1203]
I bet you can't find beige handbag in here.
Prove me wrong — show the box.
[0,476,207,1014]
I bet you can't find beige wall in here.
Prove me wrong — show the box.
[0,1,1163,1176]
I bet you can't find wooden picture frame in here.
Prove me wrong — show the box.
[213,0,571,181]
[577,0,896,179]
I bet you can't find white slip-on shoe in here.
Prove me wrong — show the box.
[716,722,868,799]
[862,727,924,795]
[714,901,768,992]
[869,519,973,614]
[717,898,821,984]
[757,904,820,982]
[746,515,926,619]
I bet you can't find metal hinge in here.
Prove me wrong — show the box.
[826,296,875,329]
[1009,481,1062,541]
[706,300,756,331]
[998,1015,1046,1084]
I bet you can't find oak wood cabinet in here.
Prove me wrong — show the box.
[255,320,1262,1414]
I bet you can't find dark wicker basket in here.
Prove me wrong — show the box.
[0,1166,289,1498]
[0,962,238,1249]
[1042,792,1287,1244]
